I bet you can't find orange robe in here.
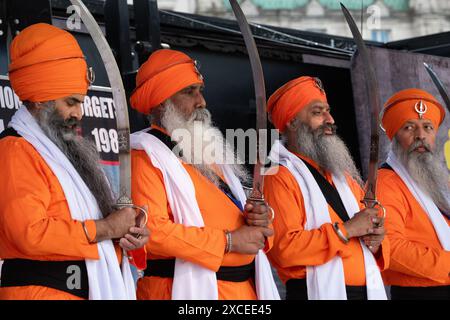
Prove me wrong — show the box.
[0,133,123,300]
[376,168,450,287]
[264,153,389,286]
[131,128,273,300]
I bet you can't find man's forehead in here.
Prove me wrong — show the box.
[306,100,329,110]
[181,83,203,91]
[403,118,433,125]
[64,94,85,102]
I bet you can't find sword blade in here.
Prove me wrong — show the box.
[229,0,267,201]
[69,0,132,205]
[341,3,382,205]
[424,62,450,113]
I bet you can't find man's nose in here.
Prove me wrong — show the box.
[415,126,427,141]
[72,104,83,121]
[194,92,206,109]
[324,111,335,125]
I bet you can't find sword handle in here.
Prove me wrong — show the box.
[115,196,149,239]
[361,198,386,220]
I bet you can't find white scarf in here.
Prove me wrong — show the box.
[131,130,280,300]
[9,106,136,300]
[386,151,450,250]
[269,140,386,300]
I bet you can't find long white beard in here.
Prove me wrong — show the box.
[160,100,249,186]
[392,137,450,213]
[293,122,363,186]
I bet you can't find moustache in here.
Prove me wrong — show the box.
[62,117,80,129]
[408,140,431,153]
[189,109,211,122]
[314,124,337,137]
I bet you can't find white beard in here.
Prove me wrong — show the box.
[292,122,363,186]
[160,100,249,186]
[392,137,450,213]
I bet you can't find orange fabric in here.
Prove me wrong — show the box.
[130,128,273,299]
[267,76,327,132]
[264,153,390,285]
[130,49,204,114]
[136,277,257,300]
[0,286,84,300]
[377,168,450,287]
[0,135,125,299]
[381,88,445,140]
[8,23,89,102]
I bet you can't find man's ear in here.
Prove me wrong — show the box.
[24,101,42,115]
[286,117,299,131]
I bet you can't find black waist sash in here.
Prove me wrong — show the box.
[390,285,450,300]
[1,259,89,299]
[144,259,255,282]
[301,161,351,222]
[286,278,367,300]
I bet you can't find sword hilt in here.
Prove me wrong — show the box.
[361,198,386,221]
[115,195,148,239]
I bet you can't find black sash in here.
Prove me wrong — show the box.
[390,285,450,300]
[286,278,367,300]
[380,162,393,170]
[0,127,21,139]
[0,259,89,299]
[1,129,89,299]
[149,128,181,156]
[150,128,243,212]
[301,161,351,222]
[143,259,255,282]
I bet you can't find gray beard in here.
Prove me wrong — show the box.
[160,100,249,187]
[392,137,450,214]
[292,122,363,186]
[34,103,114,217]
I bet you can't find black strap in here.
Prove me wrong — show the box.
[0,259,89,299]
[217,178,244,211]
[300,161,351,222]
[148,128,182,157]
[144,259,255,282]
[380,162,393,170]
[286,278,367,300]
[390,285,450,300]
[0,127,21,139]
[150,128,242,211]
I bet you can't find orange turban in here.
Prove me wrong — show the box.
[8,23,89,102]
[130,49,204,114]
[267,76,327,132]
[381,88,445,140]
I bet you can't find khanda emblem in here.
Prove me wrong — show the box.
[87,66,96,85]
[193,60,204,81]
[414,100,428,119]
[314,77,325,94]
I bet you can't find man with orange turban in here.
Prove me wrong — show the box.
[376,88,449,299]
[129,48,280,300]
[0,23,149,300]
[264,76,389,300]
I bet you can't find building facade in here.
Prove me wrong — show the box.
[152,0,450,43]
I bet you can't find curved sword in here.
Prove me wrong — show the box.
[69,0,147,225]
[341,3,384,215]
[424,62,450,113]
[229,0,267,202]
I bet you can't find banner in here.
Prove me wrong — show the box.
[0,76,120,195]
